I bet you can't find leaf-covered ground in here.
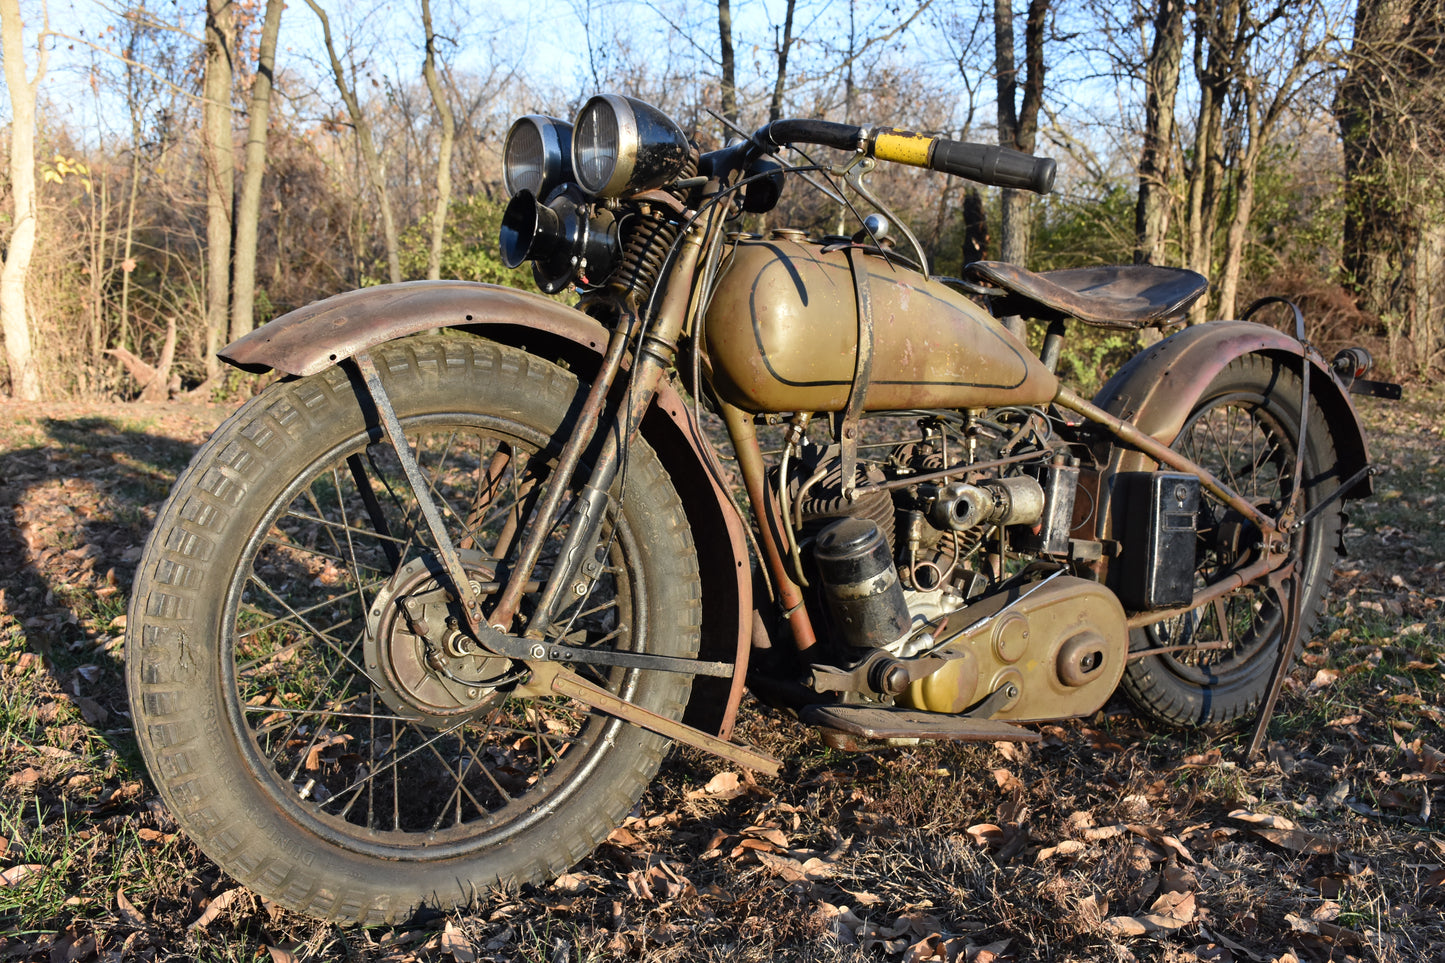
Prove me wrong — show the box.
[0,385,1441,963]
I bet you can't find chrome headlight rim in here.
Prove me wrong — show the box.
[572,94,637,197]
[503,115,573,199]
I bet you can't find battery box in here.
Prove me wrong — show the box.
[1115,471,1200,610]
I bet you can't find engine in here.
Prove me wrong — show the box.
[772,409,1129,723]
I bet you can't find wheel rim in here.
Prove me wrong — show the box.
[1144,389,1304,686]
[220,413,647,859]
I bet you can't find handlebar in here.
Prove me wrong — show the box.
[758,119,1055,195]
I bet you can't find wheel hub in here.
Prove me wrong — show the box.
[365,551,515,727]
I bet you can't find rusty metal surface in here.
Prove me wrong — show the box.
[521,662,781,775]
[221,281,609,376]
[799,705,1043,743]
[1086,320,1372,544]
[704,237,1057,413]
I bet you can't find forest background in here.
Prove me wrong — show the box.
[1,0,1443,403]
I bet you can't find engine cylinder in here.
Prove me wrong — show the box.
[814,517,911,649]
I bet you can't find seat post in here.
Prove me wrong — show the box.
[1039,317,1067,373]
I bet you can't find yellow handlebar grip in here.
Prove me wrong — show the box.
[871,128,935,168]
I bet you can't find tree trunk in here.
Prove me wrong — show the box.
[306,0,402,285]
[230,0,283,342]
[1183,0,1234,323]
[1135,0,1185,266]
[994,0,1047,267]
[768,0,797,123]
[421,0,455,282]
[203,0,235,377]
[0,0,48,401]
[1215,93,1259,321]
[1338,0,1445,377]
[718,0,738,125]
[961,187,989,266]
[994,0,1047,337]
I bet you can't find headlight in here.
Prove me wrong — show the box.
[503,116,572,198]
[571,94,690,197]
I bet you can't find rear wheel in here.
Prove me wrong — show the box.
[127,335,701,923]
[1120,355,1342,727]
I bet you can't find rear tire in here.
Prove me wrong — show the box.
[1120,354,1342,727]
[127,335,701,923]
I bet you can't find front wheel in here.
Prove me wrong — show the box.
[127,335,701,923]
[1120,354,1342,728]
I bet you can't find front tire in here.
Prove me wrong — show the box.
[127,335,701,923]
[1120,354,1342,728]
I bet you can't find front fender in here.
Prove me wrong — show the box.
[221,281,610,376]
[222,281,753,738]
[1089,320,1371,540]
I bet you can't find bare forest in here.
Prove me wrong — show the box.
[1,0,1442,403]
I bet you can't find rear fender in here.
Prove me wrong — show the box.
[1086,320,1371,544]
[222,281,753,738]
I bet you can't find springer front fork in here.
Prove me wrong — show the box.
[344,204,779,774]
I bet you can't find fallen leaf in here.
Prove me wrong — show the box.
[1036,839,1086,861]
[1078,893,1107,925]
[1229,809,1341,854]
[966,823,1005,847]
[992,768,1023,792]
[993,741,1028,763]
[190,888,242,929]
[606,826,643,848]
[115,890,146,927]
[76,696,108,725]
[5,768,41,791]
[1104,916,1150,937]
[438,921,476,962]
[742,825,789,849]
[0,864,46,887]
[551,873,591,895]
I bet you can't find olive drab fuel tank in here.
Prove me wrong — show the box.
[703,234,1058,413]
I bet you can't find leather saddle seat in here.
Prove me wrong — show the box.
[961,261,1209,330]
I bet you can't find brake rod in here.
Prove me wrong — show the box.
[518,661,781,775]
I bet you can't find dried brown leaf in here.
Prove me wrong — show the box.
[606,826,642,848]
[742,825,789,849]
[902,934,944,963]
[1078,894,1107,925]
[114,890,146,928]
[966,823,1005,847]
[6,768,41,791]
[991,768,1023,792]
[993,741,1027,763]
[551,873,591,896]
[189,888,242,929]
[1229,809,1341,854]
[1036,839,1087,861]
[439,921,477,962]
[1103,916,1150,937]
[76,696,108,725]
[265,947,301,963]
[0,864,46,887]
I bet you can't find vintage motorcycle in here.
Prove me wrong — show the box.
[126,94,1391,924]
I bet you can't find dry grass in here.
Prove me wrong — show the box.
[0,386,1442,963]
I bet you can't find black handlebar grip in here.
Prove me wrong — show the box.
[931,140,1055,194]
[758,118,864,153]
